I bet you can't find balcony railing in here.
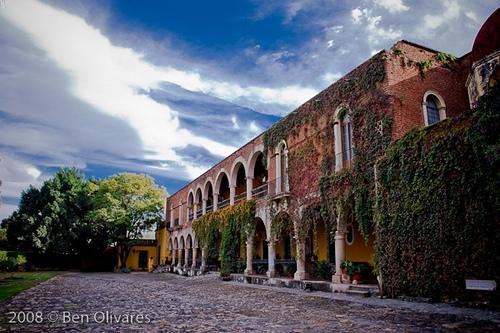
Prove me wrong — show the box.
[188,213,194,223]
[234,191,246,204]
[268,177,290,198]
[206,205,213,213]
[251,183,268,199]
[196,209,203,218]
[218,198,230,209]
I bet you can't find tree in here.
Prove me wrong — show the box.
[3,168,102,263]
[89,173,166,269]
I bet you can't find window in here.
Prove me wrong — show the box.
[426,95,440,125]
[423,92,446,126]
[334,105,354,171]
[342,115,354,162]
[346,224,354,245]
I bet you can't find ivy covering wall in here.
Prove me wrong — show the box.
[375,86,500,301]
[192,200,256,276]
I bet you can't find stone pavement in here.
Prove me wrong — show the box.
[1,272,499,332]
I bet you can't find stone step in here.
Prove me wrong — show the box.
[345,288,371,297]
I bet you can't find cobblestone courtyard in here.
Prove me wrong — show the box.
[1,272,500,332]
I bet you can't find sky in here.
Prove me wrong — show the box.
[0,0,498,220]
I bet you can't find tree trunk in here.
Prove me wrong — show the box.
[119,244,131,269]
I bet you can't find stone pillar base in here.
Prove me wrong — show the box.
[332,274,342,284]
[244,269,254,276]
[294,270,307,281]
[266,270,276,278]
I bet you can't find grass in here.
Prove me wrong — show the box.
[0,271,61,302]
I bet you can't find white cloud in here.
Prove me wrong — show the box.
[231,115,240,130]
[419,0,461,36]
[374,0,409,13]
[465,11,478,22]
[351,7,402,45]
[0,154,47,215]
[322,72,342,84]
[248,121,260,133]
[326,40,335,48]
[351,7,364,24]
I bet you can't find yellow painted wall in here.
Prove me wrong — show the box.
[345,226,374,264]
[156,228,170,265]
[124,245,157,272]
[313,222,329,261]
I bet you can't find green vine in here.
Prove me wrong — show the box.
[192,200,256,276]
[375,85,500,301]
[262,52,387,164]
[320,98,393,242]
[394,49,457,78]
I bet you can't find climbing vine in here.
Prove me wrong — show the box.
[392,48,458,78]
[375,86,500,302]
[192,200,256,276]
[319,95,393,242]
[262,51,387,165]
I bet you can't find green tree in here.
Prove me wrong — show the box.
[3,168,101,260]
[89,173,166,269]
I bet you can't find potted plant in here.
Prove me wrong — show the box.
[340,260,353,284]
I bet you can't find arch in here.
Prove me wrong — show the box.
[203,178,214,200]
[248,148,265,178]
[203,180,214,212]
[174,237,179,250]
[215,169,230,202]
[195,186,203,204]
[231,161,247,198]
[423,90,446,126]
[249,151,267,186]
[333,104,354,170]
[180,236,185,250]
[230,157,248,187]
[186,234,193,249]
[187,190,195,207]
[168,238,173,253]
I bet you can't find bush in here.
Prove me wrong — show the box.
[0,251,28,271]
[313,260,335,280]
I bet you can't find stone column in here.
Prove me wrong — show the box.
[191,247,197,271]
[332,230,346,283]
[294,240,307,280]
[202,199,207,215]
[193,203,198,219]
[172,250,176,267]
[246,177,253,200]
[213,193,219,211]
[229,186,236,205]
[244,235,254,275]
[267,240,276,277]
[334,122,342,172]
[183,249,188,268]
[170,209,174,228]
[201,246,207,273]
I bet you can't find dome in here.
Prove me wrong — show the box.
[471,8,500,63]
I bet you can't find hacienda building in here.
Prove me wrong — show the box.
[151,9,499,285]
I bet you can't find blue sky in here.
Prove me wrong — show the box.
[0,0,498,220]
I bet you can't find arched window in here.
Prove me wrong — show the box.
[275,141,289,193]
[342,114,354,163]
[423,92,446,126]
[345,224,354,245]
[334,105,354,171]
